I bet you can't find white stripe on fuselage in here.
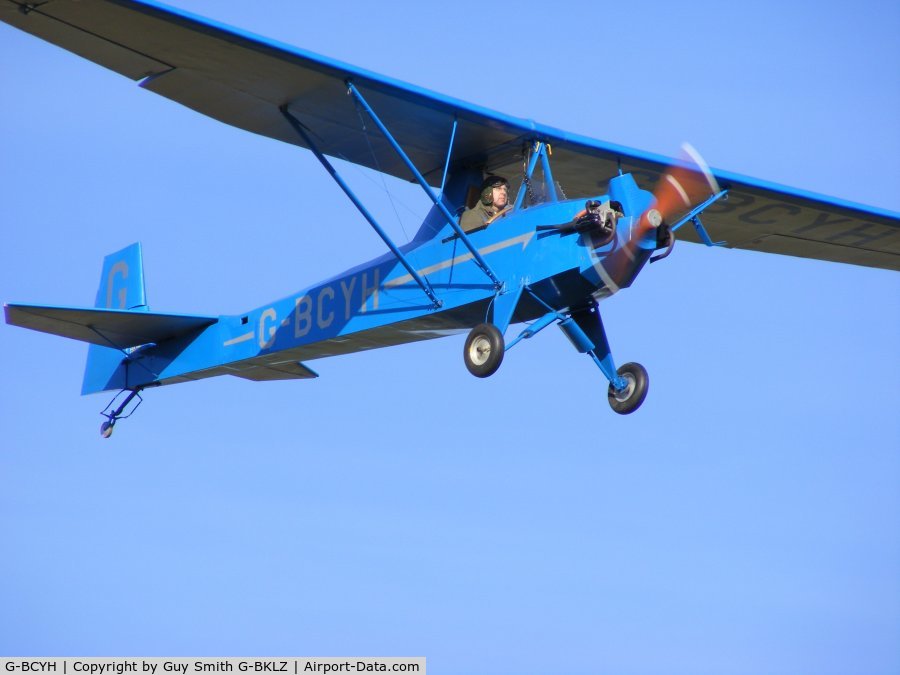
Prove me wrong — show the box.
[222,232,535,348]
[383,231,535,289]
[224,331,255,346]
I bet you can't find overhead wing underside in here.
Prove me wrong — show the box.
[1,0,897,270]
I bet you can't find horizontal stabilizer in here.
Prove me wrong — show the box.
[4,303,217,348]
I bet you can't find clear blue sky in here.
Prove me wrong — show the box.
[1,1,898,673]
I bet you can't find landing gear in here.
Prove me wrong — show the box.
[555,303,651,414]
[469,289,651,414]
[463,323,504,377]
[99,388,143,438]
[607,362,649,415]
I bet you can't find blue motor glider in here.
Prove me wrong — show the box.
[3,1,898,437]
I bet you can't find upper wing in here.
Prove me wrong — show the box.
[2,0,897,270]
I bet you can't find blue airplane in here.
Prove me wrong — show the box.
[3,1,898,437]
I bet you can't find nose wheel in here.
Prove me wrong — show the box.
[463,323,504,377]
[607,362,649,415]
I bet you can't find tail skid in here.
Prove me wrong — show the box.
[4,242,221,438]
[6,241,319,437]
[99,388,143,439]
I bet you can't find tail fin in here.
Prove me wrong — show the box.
[94,242,148,311]
[83,243,148,394]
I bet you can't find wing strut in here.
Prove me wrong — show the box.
[346,82,503,290]
[280,106,442,309]
[439,116,458,197]
[669,190,729,246]
[515,141,551,210]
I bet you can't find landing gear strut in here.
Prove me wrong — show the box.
[559,304,651,414]
[99,388,143,438]
[464,291,651,415]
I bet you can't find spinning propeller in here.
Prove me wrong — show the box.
[640,143,721,261]
[556,144,721,259]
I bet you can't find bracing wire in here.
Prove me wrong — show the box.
[353,102,411,243]
[334,151,422,221]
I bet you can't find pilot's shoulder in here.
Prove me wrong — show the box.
[460,206,482,228]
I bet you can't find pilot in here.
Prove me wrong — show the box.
[460,175,510,232]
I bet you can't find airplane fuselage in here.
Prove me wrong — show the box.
[126,174,657,389]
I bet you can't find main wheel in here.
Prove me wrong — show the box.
[607,362,649,415]
[100,420,114,439]
[463,323,504,378]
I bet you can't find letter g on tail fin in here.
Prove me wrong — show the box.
[95,242,149,311]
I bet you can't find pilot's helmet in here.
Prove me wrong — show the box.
[480,175,509,206]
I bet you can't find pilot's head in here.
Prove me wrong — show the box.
[480,175,509,209]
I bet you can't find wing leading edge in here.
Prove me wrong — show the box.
[1,0,897,270]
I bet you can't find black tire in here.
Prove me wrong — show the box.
[607,362,649,414]
[463,323,504,378]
